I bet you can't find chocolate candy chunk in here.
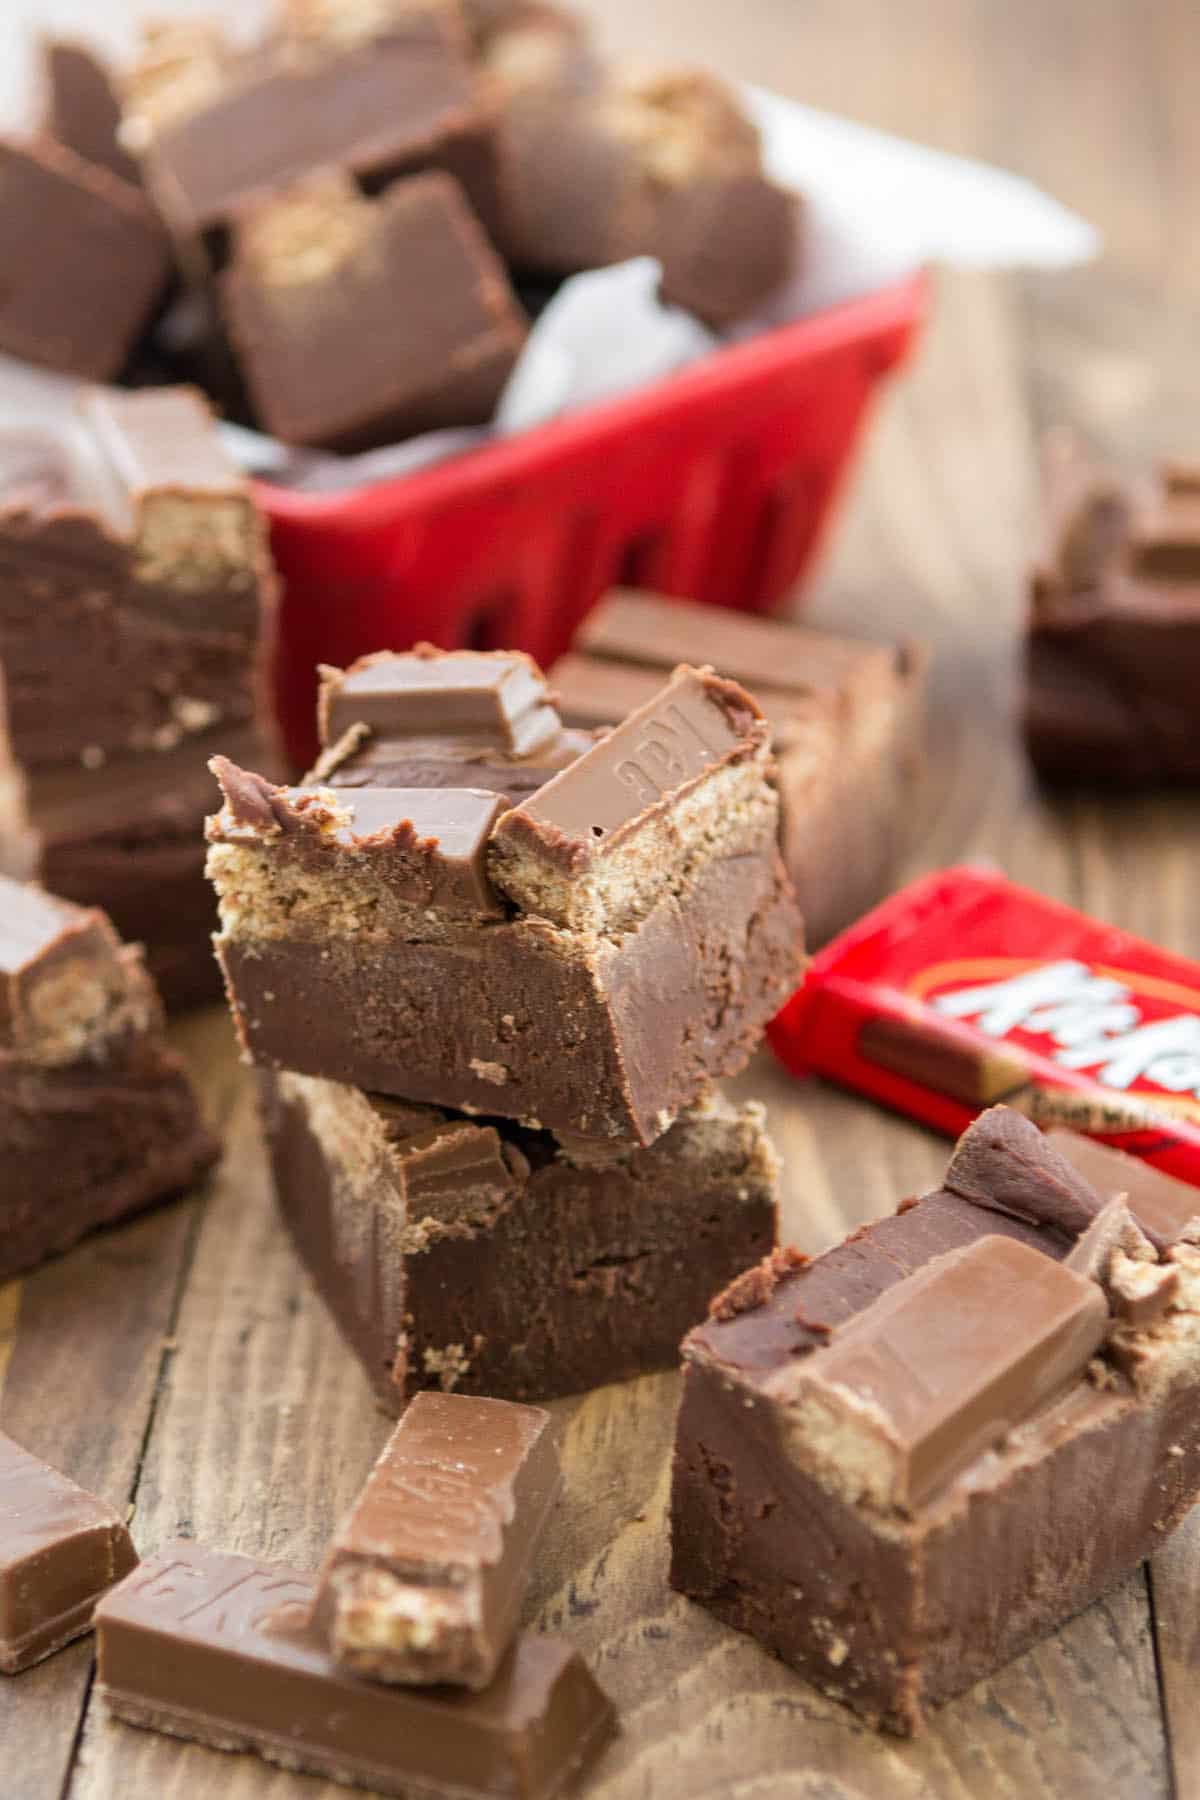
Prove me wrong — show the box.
[125,13,493,262]
[555,589,926,947]
[208,759,507,918]
[671,1102,1200,1734]
[0,874,217,1280]
[97,1542,616,1798]
[0,1433,137,1674]
[942,1104,1103,1238]
[42,40,142,186]
[1064,1195,1154,1282]
[1024,439,1200,784]
[264,1072,779,1405]
[313,1393,559,1687]
[0,137,167,380]
[768,1237,1107,1512]
[1047,1129,1200,1252]
[657,170,799,327]
[211,647,802,1145]
[489,664,771,932]
[221,171,526,452]
[320,645,559,758]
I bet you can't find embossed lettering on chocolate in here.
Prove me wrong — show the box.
[207,647,805,1147]
[96,1542,616,1798]
[670,1105,1200,1733]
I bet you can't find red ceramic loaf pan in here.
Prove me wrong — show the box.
[260,272,928,769]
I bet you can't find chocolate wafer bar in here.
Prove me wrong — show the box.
[670,1106,1200,1733]
[0,1434,138,1673]
[97,1542,615,1799]
[313,1393,559,1688]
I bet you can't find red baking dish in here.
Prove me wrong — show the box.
[260,271,929,768]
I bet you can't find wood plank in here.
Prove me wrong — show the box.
[0,1009,236,1800]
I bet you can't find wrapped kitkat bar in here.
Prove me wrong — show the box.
[769,866,1200,1190]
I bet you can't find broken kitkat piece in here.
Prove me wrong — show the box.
[0,1433,137,1674]
[221,171,527,452]
[97,1542,616,1797]
[313,1392,559,1687]
[0,137,168,379]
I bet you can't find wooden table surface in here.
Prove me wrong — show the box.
[5,1,1200,1797]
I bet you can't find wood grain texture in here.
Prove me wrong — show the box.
[0,0,1193,1795]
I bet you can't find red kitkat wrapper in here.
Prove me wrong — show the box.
[768,865,1200,1187]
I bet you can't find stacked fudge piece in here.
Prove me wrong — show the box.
[551,589,927,946]
[0,874,217,1282]
[1024,436,1200,783]
[671,1106,1200,1733]
[0,384,278,1007]
[5,3,799,448]
[207,644,802,1405]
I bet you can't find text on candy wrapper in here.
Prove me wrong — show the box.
[930,960,1200,1102]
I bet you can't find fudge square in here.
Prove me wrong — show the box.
[0,385,278,1007]
[262,1070,778,1408]
[670,1106,1200,1734]
[1024,436,1200,783]
[0,876,217,1283]
[0,136,167,380]
[551,589,926,946]
[207,647,804,1147]
[220,170,527,452]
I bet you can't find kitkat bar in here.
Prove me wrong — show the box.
[0,1433,138,1673]
[769,865,1200,1191]
[96,1542,616,1797]
[312,1393,559,1688]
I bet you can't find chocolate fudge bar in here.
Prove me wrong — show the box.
[0,877,217,1282]
[263,1070,779,1407]
[1024,437,1200,783]
[0,1433,138,1673]
[551,590,926,946]
[208,648,803,1144]
[0,386,278,1007]
[670,1106,1200,1733]
[42,39,142,187]
[123,11,495,264]
[221,171,527,451]
[313,1392,559,1688]
[0,137,167,379]
[97,1542,615,1799]
[496,70,799,322]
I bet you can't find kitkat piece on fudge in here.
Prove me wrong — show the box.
[0,385,278,1007]
[42,40,143,187]
[0,1433,138,1673]
[312,1392,559,1688]
[207,648,804,1145]
[551,589,926,945]
[123,11,495,263]
[670,1105,1200,1734]
[220,171,527,451]
[1024,437,1200,783]
[0,877,217,1282]
[96,1542,615,1800]
[263,1071,779,1407]
[0,137,167,379]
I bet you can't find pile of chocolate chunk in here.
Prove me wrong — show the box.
[0,0,802,452]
